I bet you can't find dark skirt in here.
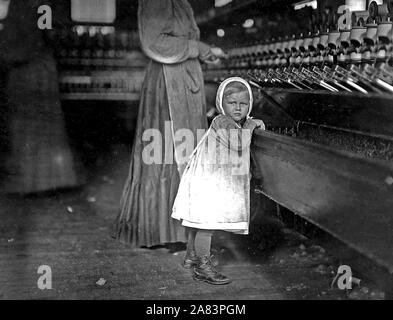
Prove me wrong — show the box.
[1,54,84,193]
[112,61,188,247]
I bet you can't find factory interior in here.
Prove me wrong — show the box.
[1,0,393,300]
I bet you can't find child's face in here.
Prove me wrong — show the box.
[222,91,250,122]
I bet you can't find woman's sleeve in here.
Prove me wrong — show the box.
[138,0,210,64]
[212,115,254,151]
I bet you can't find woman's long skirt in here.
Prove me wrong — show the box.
[112,61,187,247]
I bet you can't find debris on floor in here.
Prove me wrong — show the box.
[96,278,107,286]
[87,196,97,203]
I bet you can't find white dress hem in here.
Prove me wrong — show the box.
[178,219,249,235]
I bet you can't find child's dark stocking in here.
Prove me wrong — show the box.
[182,227,199,269]
[194,229,214,257]
[186,227,197,255]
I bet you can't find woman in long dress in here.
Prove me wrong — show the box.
[112,0,226,247]
[0,0,83,194]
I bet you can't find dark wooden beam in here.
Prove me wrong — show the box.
[251,129,393,279]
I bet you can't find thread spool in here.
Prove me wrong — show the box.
[275,41,283,54]
[377,21,393,43]
[268,40,276,54]
[274,42,283,65]
[289,36,297,52]
[328,30,341,48]
[301,35,313,51]
[364,22,378,44]
[328,12,340,30]
[350,25,367,46]
[255,43,263,55]
[388,28,393,42]
[351,11,370,26]
[281,40,290,53]
[262,43,269,55]
[339,29,351,46]
[311,35,321,50]
[369,1,389,20]
[294,34,304,51]
[318,33,329,49]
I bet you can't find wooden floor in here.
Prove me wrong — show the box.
[0,144,385,300]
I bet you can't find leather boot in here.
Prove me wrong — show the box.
[193,255,230,285]
[182,250,200,269]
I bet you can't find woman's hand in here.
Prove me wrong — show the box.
[204,47,228,65]
[203,57,221,65]
[199,45,228,65]
[210,47,228,59]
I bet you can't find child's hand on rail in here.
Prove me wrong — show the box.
[252,119,266,130]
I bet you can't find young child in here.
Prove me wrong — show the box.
[172,77,265,285]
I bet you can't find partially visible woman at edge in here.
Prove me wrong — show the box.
[112,0,227,248]
[0,0,83,194]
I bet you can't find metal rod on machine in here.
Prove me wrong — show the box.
[248,76,296,122]
[300,67,339,92]
[375,78,393,94]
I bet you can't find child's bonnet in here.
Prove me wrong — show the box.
[215,76,254,122]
